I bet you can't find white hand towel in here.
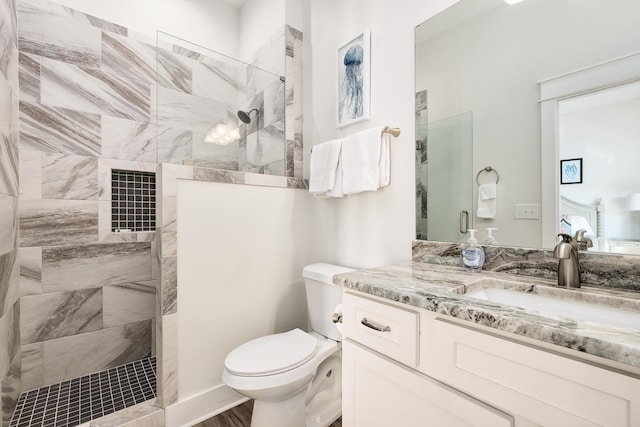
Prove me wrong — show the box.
[477,183,497,219]
[309,139,343,197]
[379,132,391,188]
[316,154,344,198]
[341,127,387,195]
[328,155,344,198]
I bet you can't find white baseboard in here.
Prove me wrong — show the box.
[164,383,248,427]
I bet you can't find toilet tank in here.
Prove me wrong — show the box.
[303,263,355,341]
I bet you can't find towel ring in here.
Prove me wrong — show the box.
[476,166,499,186]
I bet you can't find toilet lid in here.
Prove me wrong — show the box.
[225,329,317,376]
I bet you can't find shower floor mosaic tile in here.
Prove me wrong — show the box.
[9,357,156,427]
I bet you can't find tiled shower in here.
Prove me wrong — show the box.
[0,0,304,425]
[18,0,158,397]
[0,0,21,423]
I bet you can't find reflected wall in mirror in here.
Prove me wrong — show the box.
[415,0,640,251]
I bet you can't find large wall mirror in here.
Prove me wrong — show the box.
[415,0,640,253]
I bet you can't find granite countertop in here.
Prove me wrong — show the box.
[333,261,640,370]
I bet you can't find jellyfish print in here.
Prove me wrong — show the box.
[339,44,364,120]
[337,31,369,127]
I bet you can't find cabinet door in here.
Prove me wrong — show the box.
[342,340,512,427]
[427,319,640,427]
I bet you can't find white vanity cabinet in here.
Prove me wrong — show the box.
[423,318,640,426]
[341,292,513,427]
[342,290,640,427]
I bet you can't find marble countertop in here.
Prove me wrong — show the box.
[333,262,640,369]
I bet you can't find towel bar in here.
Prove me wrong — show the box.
[311,126,401,152]
[476,166,499,185]
[382,126,401,137]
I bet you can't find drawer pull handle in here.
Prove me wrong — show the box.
[361,317,391,333]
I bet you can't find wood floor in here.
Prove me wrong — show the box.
[194,400,342,427]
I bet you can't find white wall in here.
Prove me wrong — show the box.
[51,0,240,57]
[239,0,285,60]
[285,0,304,35]
[176,180,312,401]
[305,0,460,269]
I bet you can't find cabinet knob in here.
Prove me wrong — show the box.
[332,312,343,324]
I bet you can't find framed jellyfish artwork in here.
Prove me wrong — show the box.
[337,30,370,128]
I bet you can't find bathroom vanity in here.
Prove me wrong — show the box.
[336,257,640,426]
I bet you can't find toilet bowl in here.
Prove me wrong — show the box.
[222,263,354,427]
[222,330,341,427]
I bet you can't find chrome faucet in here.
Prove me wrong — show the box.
[553,233,581,288]
[573,229,593,251]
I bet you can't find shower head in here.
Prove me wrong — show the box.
[237,108,259,124]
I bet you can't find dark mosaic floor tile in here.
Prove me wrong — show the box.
[9,357,156,427]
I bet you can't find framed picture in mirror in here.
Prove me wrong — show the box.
[561,158,583,185]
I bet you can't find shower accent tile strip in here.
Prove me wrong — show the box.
[9,357,156,427]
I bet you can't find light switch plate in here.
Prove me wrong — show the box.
[514,204,539,219]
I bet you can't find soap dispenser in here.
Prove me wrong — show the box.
[462,229,485,273]
[483,228,498,245]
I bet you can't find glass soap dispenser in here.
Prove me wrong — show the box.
[461,229,485,273]
[484,228,498,245]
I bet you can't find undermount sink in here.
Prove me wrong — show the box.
[464,278,640,330]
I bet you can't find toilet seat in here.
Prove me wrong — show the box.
[225,328,317,376]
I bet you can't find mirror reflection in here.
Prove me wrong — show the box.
[415,0,640,252]
[558,81,640,254]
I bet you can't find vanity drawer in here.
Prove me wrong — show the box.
[342,292,419,367]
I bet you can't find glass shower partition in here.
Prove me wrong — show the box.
[155,32,286,175]
[422,111,474,242]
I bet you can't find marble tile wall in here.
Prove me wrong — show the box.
[0,0,20,422]
[87,399,164,427]
[285,25,304,179]
[241,29,286,175]
[153,36,239,169]
[17,0,157,393]
[412,240,640,292]
[241,26,304,177]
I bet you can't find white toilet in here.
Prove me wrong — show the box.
[222,263,354,427]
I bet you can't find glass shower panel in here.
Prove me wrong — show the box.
[155,32,286,175]
[425,112,473,242]
[415,90,428,239]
